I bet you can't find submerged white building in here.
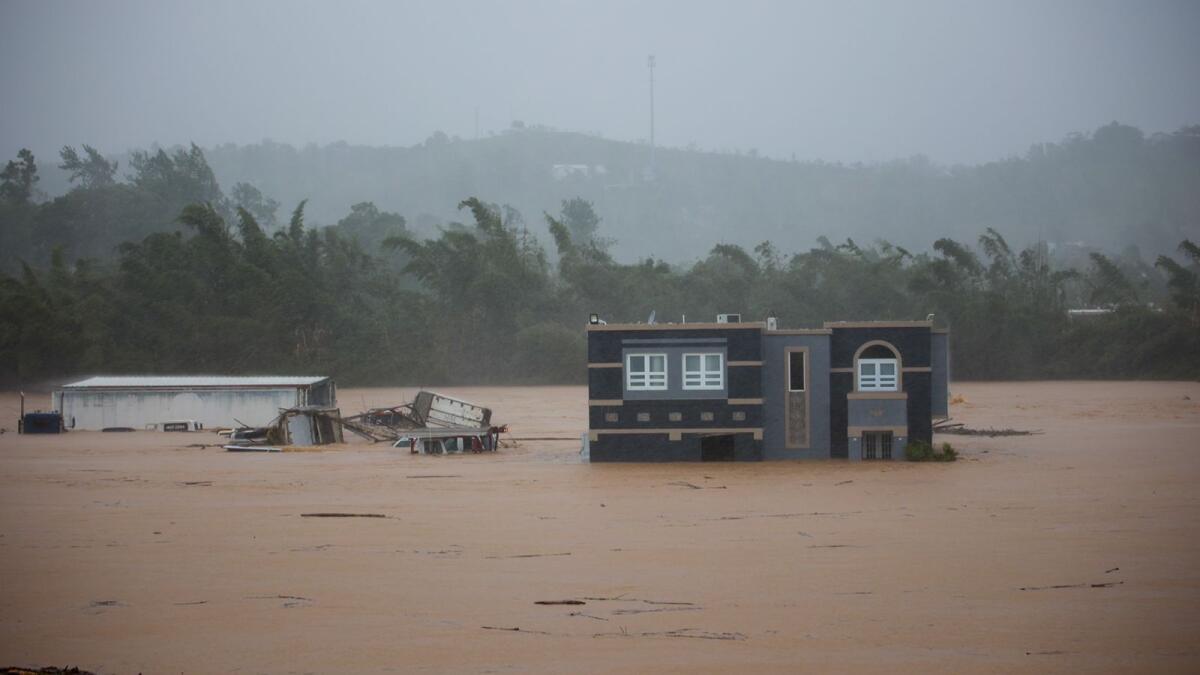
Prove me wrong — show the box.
[54,376,336,430]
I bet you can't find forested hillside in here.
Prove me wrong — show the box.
[2,137,1198,386]
[16,121,1200,269]
[208,121,1198,263]
[3,123,1198,386]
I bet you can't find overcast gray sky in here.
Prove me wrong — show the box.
[2,0,1198,166]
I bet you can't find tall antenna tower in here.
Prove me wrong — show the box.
[647,54,656,170]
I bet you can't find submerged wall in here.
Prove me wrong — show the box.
[56,388,303,429]
[587,324,763,461]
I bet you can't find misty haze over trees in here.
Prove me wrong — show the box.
[1,126,1198,386]
[15,122,1200,267]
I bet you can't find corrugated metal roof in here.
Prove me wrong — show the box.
[61,375,330,389]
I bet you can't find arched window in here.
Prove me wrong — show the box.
[855,342,900,392]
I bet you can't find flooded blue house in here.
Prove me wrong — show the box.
[585,316,949,461]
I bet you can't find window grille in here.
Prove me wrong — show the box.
[683,353,724,389]
[626,353,667,390]
[858,359,898,391]
[863,431,893,460]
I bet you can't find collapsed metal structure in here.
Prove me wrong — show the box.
[341,391,505,453]
[225,390,504,453]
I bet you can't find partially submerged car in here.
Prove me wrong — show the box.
[392,428,499,454]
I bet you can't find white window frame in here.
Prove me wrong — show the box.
[682,352,724,390]
[626,353,667,390]
[857,358,899,392]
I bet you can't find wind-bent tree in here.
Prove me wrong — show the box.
[1156,240,1200,325]
[59,145,118,189]
[1086,252,1138,307]
[231,182,280,231]
[559,197,601,245]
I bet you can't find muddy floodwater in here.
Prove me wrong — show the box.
[1,382,1198,673]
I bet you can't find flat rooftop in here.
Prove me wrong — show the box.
[61,375,330,389]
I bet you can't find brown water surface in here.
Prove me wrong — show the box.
[1,382,1198,673]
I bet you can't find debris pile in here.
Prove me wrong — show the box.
[342,391,492,439]
[933,418,1041,437]
[223,406,345,452]
[224,391,505,454]
[340,391,506,454]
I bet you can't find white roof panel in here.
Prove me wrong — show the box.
[62,375,329,389]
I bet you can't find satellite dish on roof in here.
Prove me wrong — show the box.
[647,310,657,325]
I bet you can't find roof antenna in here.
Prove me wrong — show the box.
[647,310,657,325]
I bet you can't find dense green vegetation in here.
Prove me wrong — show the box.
[905,441,959,462]
[1,140,1198,387]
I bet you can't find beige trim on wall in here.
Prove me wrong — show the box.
[824,321,933,329]
[727,361,763,366]
[592,427,763,441]
[848,425,908,437]
[589,397,763,406]
[931,328,950,334]
[587,362,622,368]
[901,366,931,373]
[587,322,765,331]
[766,328,833,335]
[853,339,902,363]
[830,367,854,373]
[784,346,811,449]
[847,391,908,400]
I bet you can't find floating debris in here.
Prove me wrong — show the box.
[300,513,387,518]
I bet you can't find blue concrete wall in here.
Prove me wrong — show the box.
[847,396,909,461]
[588,326,762,362]
[587,325,763,461]
[829,372,854,458]
[829,326,934,457]
[589,399,763,429]
[762,334,831,459]
[931,332,950,418]
[829,326,931,369]
[847,396,908,427]
[903,372,933,446]
[591,431,761,462]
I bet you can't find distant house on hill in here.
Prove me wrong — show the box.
[585,316,949,461]
[551,163,607,180]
